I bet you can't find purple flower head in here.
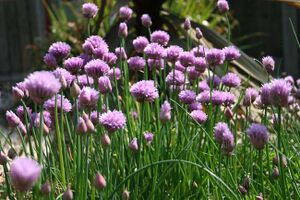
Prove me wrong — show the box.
[148,59,165,70]
[48,42,71,59]
[198,80,210,92]
[262,56,275,74]
[217,0,229,13]
[175,61,185,72]
[207,75,221,88]
[222,73,241,88]
[247,123,269,150]
[214,122,230,144]
[194,57,207,73]
[44,94,72,114]
[188,102,202,112]
[25,71,61,104]
[260,83,272,106]
[118,22,128,38]
[115,47,127,60]
[151,30,170,46]
[10,157,42,192]
[179,90,196,104]
[166,45,183,62]
[196,90,211,104]
[183,17,191,30]
[16,106,32,123]
[212,90,226,105]
[195,28,203,40]
[144,132,154,145]
[43,53,57,68]
[166,70,185,86]
[130,80,159,102]
[223,91,236,106]
[223,46,240,61]
[82,35,109,58]
[190,110,207,124]
[6,110,20,127]
[269,79,292,107]
[98,76,112,94]
[243,88,259,106]
[179,51,195,67]
[128,56,145,71]
[107,67,121,80]
[119,6,133,21]
[160,100,172,123]
[133,36,149,53]
[103,52,117,66]
[53,68,75,87]
[144,43,164,59]
[129,138,139,152]
[31,111,53,129]
[187,67,201,81]
[100,110,126,133]
[77,74,94,87]
[206,48,225,66]
[222,131,234,155]
[63,187,73,200]
[141,14,152,27]
[192,45,207,57]
[84,59,110,78]
[78,87,99,109]
[82,3,98,18]
[64,57,84,74]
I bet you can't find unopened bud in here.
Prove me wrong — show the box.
[122,189,130,200]
[94,172,106,190]
[40,181,51,195]
[62,187,73,200]
[60,75,68,89]
[12,86,24,101]
[101,134,111,147]
[77,117,88,134]
[272,167,279,179]
[238,185,247,195]
[70,82,81,97]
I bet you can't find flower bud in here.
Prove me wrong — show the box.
[122,189,130,200]
[77,117,88,134]
[94,172,106,190]
[6,110,20,127]
[118,22,128,38]
[86,118,95,132]
[141,14,152,28]
[144,132,154,145]
[183,18,191,31]
[18,122,27,136]
[101,134,111,147]
[62,187,73,200]
[70,82,81,98]
[256,193,264,200]
[217,0,229,13]
[238,185,247,195]
[129,138,139,152]
[272,167,279,179]
[273,156,287,168]
[40,181,51,195]
[195,28,203,40]
[12,86,24,101]
[59,74,67,89]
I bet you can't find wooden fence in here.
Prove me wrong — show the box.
[0,0,46,82]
